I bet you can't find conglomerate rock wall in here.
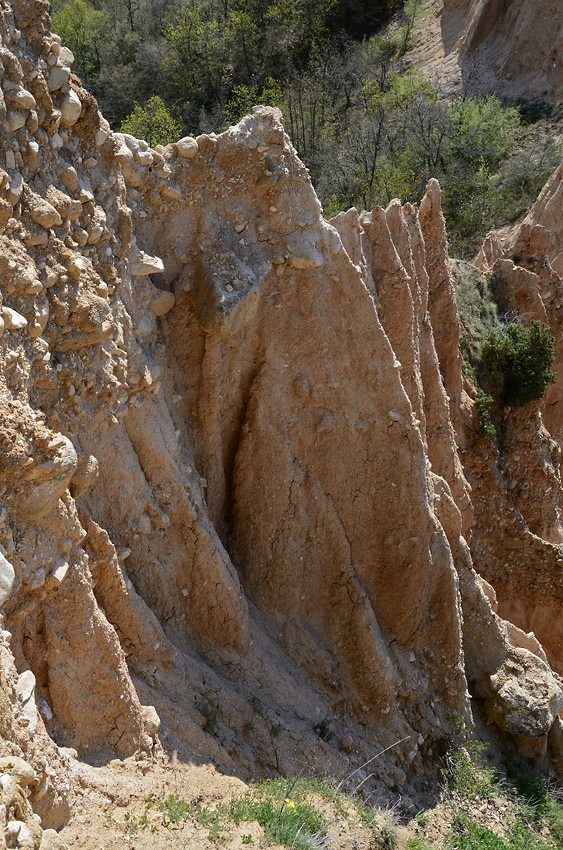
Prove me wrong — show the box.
[0,0,562,845]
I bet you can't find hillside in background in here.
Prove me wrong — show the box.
[48,0,563,259]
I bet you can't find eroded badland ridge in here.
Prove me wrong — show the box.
[0,0,562,847]
[412,0,563,107]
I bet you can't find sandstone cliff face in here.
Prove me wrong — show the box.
[436,0,563,104]
[0,0,562,845]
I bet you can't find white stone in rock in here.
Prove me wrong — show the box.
[176,136,198,158]
[0,316,4,338]
[49,109,62,131]
[137,513,152,534]
[114,141,133,164]
[130,251,165,276]
[121,164,142,187]
[8,89,37,110]
[58,46,74,67]
[7,171,23,204]
[51,133,64,150]
[138,313,153,335]
[136,149,154,166]
[61,166,78,192]
[44,560,69,591]
[5,821,27,844]
[37,698,52,720]
[40,828,71,850]
[19,436,78,521]
[25,231,48,248]
[2,306,27,330]
[29,198,62,229]
[5,150,15,170]
[87,225,104,244]
[36,301,49,332]
[8,110,26,131]
[67,256,86,279]
[29,567,45,589]
[52,562,68,584]
[73,226,88,247]
[95,127,108,146]
[150,290,175,316]
[47,65,70,91]
[78,186,95,203]
[7,88,36,110]
[18,822,34,847]
[0,553,15,607]
[60,90,82,127]
[289,249,324,269]
[141,705,160,737]
[16,670,36,704]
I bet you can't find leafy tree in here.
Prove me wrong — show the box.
[446,95,519,168]
[439,96,520,255]
[163,3,229,110]
[225,76,283,123]
[120,95,182,146]
[51,0,110,86]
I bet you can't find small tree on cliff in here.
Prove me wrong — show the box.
[482,319,557,407]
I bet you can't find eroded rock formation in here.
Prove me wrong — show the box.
[436,0,563,105]
[0,0,561,845]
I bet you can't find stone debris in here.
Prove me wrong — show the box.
[1,307,27,330]
[129,251,165,276]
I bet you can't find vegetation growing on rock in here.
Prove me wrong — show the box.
[482,320,557,409]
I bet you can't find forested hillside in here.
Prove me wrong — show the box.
[51,0,562,255]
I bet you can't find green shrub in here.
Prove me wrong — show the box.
[194,694,222,735]
[443,741,499,802]
[447,816,550,849]
[229,794,326,849]
[481,320,556,407]
[453,263,500,361]
[504,758,563,844]
[160,794,190,825]
[474,388,496,440]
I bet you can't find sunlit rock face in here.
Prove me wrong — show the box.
[0,0,562,843]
